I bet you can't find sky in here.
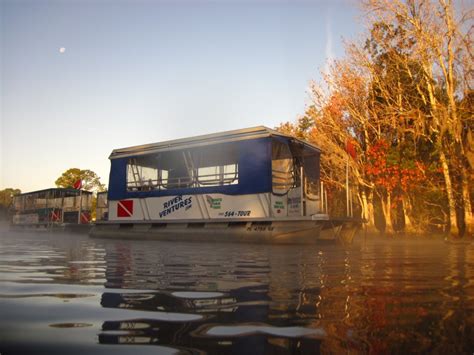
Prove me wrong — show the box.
[1,0,361,192]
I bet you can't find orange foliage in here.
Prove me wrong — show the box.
[366,139,425,195]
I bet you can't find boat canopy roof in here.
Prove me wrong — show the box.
[14,188,93,198]
[109,126,321,160]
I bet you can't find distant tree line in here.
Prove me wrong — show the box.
[277,0,473,237]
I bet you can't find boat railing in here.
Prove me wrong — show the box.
[196,170,238,186]
[127,170,239,191]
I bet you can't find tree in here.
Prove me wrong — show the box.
[362,0,473,236]
[55,168,106,192]
[0,188,21,219]
[0,188,21,207]
[277,0,472,236]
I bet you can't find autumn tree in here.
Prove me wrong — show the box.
[362,0,473,236]
[360,20,435,233]
[277,0,472,236]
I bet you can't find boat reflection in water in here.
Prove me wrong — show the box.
[94,237,474,354]
[1,231,472,354]
[97,240,341,354]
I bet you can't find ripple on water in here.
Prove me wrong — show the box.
[202,324,327,338]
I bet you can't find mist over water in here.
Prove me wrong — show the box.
[0,228,473,354]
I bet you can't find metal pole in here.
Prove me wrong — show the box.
[61,191,65,223]
[349,186,354,217]
[324,186,328,214]
[346,155,349,217]
[78,189,82,224]
[320,181,324,213]
[45,190,49,226]
[300,166,304,217]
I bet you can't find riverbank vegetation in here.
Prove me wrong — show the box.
[277,0,473,237]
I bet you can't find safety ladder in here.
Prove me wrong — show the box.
[129,158,144,189]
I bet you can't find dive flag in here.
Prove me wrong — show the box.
[73,179,82,190]
[117,200,134,217]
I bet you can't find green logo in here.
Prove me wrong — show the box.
[273,201,285,209]
[206,195,222,209]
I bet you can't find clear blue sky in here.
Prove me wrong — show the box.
[1,0,360,192]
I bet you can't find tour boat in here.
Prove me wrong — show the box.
[10,188,92,231]
[90,126,360,244]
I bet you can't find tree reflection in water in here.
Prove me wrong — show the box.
[0,232,472,354]
[97,239,474,354]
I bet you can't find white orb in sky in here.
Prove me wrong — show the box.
[59,47,66,54]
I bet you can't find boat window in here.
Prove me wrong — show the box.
[163,151,194,189]
[197,163,238,187]
[96,192,108,221]
[126,144,239,191]
[286,140,321,199]
[25,195,35,210]
[126,156,160,191]
[302,154,320,198]
[12,196,21,211]
[272,140,297,194]
[193,144,239,187]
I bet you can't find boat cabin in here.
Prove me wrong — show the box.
[11,188,92,226]
[106,126,323,222]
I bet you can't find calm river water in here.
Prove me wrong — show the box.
[0,228,473,354]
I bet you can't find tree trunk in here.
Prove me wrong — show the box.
[368,194,375,229]
[461,168,473,236]
[402,196,416,234]
[380,192,394,236]
[361,190,371,222]
[440,150,460,237]
[361,189,377,233]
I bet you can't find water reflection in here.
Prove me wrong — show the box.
[0,229,473,354]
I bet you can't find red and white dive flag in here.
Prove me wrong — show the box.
[73,179,82,190]
[117,200,134,217]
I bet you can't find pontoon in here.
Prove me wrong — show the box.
[90,126,360,244]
